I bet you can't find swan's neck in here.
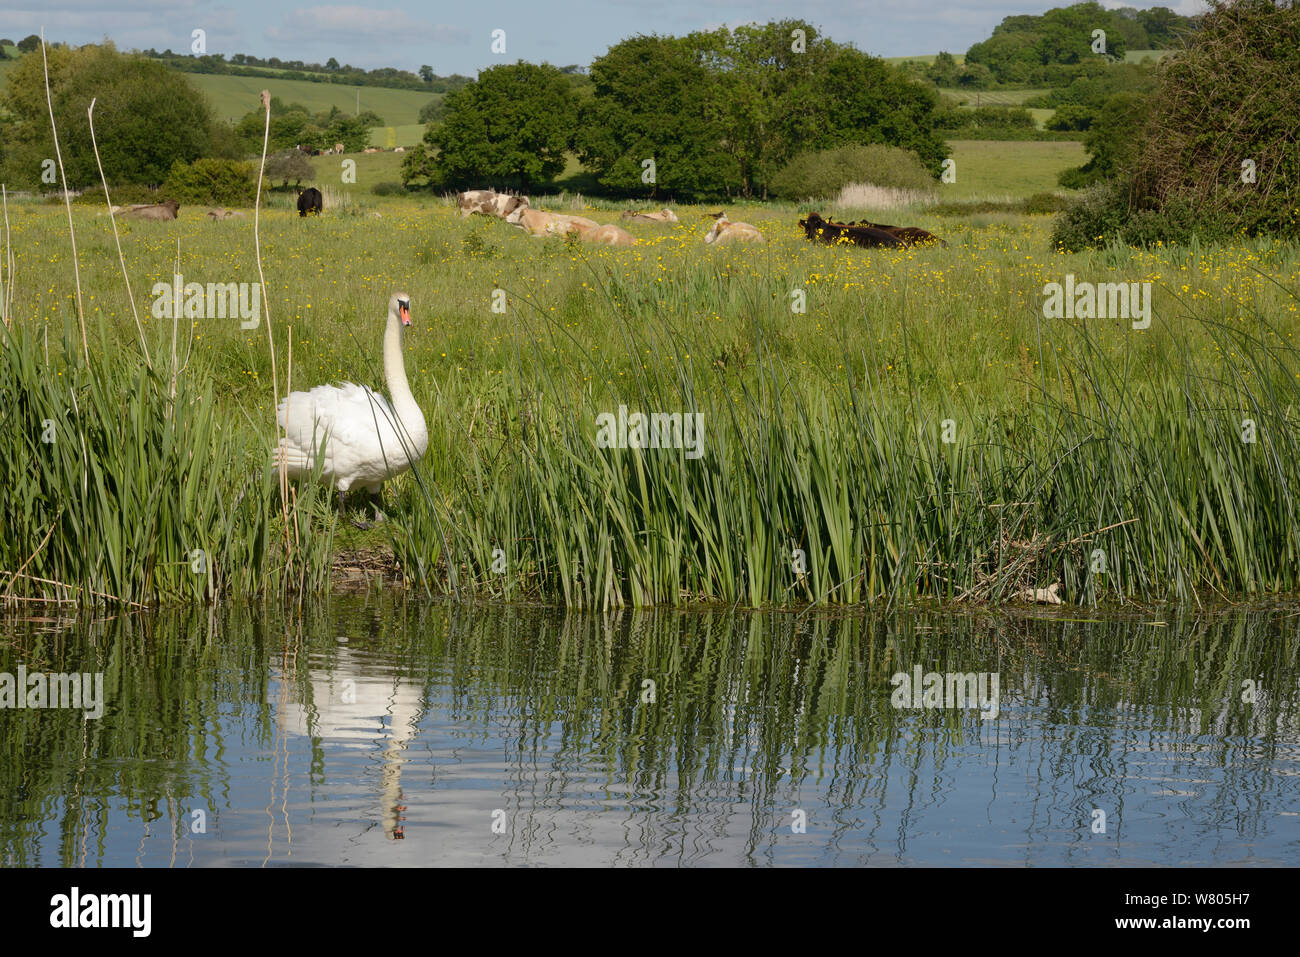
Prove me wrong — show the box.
[383,310,426,440]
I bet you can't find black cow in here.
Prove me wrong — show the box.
[798,212,904,249]
[849,219,948,248]
[298,187,323,217]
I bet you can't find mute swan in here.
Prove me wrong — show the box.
[273,292,428,522]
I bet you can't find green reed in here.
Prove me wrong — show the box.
[0,320,337,605]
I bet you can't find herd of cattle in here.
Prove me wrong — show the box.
[456,189,946,249]
[98,185,946,251]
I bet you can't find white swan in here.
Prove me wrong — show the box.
[273,292,428,518]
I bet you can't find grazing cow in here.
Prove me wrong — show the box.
[848,219,948,248]
[298,187,323,217]
[576,223,636,247]
[505,206,596,237]
[333,142,345,155]
[621,207,679,224]
[121,200,180,221]
[703,212,764,245]
[798,212,904,249]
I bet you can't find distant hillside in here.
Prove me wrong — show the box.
[166,73,438,126]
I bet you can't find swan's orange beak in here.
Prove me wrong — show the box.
[400,303,410,326]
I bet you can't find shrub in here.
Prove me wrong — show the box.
[1057,0,1300,248]
[770,144,937,200]
[370,181,406,196]
[162,158,257,206]
[1045,104,1094,131]
[1023,192,1068,214]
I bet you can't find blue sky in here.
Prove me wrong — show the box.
[3,1,1207,74]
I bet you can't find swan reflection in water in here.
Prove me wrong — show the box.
[279,646,424,842]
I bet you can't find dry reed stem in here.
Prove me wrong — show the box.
[251,89,291,548]
[86,97,150,367]
[39,30,88,365]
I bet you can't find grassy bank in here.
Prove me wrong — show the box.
[1,182,1298,607]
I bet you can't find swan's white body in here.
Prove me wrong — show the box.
[274,292,428,494]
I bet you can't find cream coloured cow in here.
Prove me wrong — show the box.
[505,206,596,237]
[703,212,764,245]
[576,223,636,247]
[621,208,679,224]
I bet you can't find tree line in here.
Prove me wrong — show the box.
[401,21,948,201]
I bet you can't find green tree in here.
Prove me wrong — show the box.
[265,150,313,188]
[1057,89,1149,187]
[0,43,221,189]
[407,61,575,191]
[576,35,739,199]
[16,35,40,54]
[925,52,961,86]
[419,65,434,83]
[794,45,948,174]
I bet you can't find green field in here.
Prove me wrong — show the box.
[180,72,438,126]
[942,139,1085,198]
[1125,49,1170,62]
[368,124,427,148]
[938,87,1052,107]
[885,53,966,66]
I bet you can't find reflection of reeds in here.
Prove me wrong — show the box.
[2,600,1295,864]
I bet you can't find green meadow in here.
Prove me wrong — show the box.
[3,125,1299,608]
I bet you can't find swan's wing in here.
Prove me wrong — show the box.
[277,383,417,488]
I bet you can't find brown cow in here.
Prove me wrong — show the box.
[121,200,180,221]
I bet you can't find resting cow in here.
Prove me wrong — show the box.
[505,206,597,237]
[298,187,323,217]
[798,212,904,249]
[703,212,764,245]
[621,208,679,224]
[848,219,948,248]
[121,200,180,221]
[457,189,528,219]
[574,223,636,247]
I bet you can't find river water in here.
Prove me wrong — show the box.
[2,598,1297,866]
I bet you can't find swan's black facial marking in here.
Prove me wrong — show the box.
[398,298,411,326]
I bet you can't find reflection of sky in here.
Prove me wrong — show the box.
[6,631,1297,867]
[2,1,1211,76]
